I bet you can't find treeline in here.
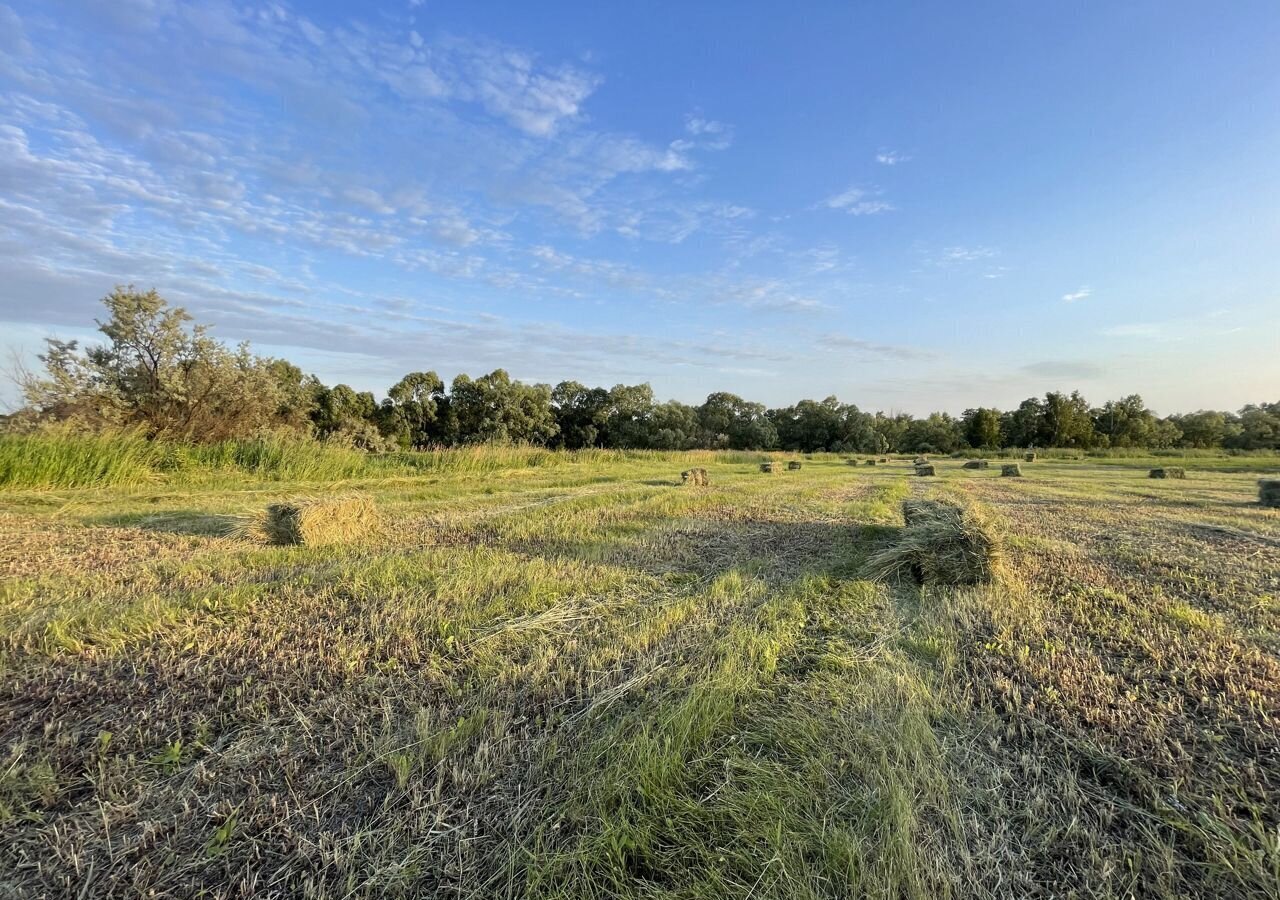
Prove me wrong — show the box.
[10,287,1280,454]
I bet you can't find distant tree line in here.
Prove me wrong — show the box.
[11,287,1280,453]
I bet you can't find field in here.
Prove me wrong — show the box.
[2,448,1278,898]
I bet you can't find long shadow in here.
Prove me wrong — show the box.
[87,510,242,537]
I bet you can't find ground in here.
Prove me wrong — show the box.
[1,453,1277,899]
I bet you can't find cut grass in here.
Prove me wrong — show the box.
[1,450,1278,898]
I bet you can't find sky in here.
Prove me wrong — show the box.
[1,0,1277,415]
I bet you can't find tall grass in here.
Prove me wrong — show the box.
[0,430,777,490]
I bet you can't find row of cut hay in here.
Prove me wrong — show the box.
[865,498,1004,587]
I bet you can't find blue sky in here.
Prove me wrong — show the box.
[1,0,1277,415]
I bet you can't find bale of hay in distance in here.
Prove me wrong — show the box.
[962,460,989,470]
[681,467,709,486]
[864,499,1003,587]
[915,463,936,476]
[787,461,802,471]
[913,456,929,466]
[864,459,877,466]
[1259,480,1280,507]
[1024,452,1037,462]
[847,459,860,466]
[1002,464,1022,477]
[259,495,379,547]
[760,462,775,474]
[878,457,889,463]
[1149,467,1186,479]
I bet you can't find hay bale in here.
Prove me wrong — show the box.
[864,499,1003,587]
[1024,452,1037,462]
[913,456,929,466]
[760,462,775,473]
[1001,464,1022,477]
[681,467,709,486]
[847,459,860,466]
[962,460,989,470]
[864,459,877,466]
[787,461,803,471]
[915,463,936,476]
[1149,467,1185,480]
[878,457,889,463]
[1259,480,1280,507]
[259,495,379,546]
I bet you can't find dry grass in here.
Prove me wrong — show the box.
[915,463,936,476]
[864,497,1004,587]
[2,450,1278,899]
[252,494,380,546]
[1150,467,1186,479]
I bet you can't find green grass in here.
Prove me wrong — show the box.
[1,450,1278,898]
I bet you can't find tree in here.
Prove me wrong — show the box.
[551,381,609,449]
[1042,391,1096,448]
[20,286,313,441]
[1001,397,1046,448]
[902,412,964,454]
[961,407,1001,450]
[1093,394,1157,448]
[449,370,558,445]
[697,392,777,449]
[380,371,445,448]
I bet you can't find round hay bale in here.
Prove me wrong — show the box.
[915,463,936,477]
[681,467,709,486]
[760,462,775,474]
[962,460,989,470]
[259,495,379,546]
[1149,467,1185,479]
[1024,452,1037,462]
[787,461,802,470]
[1001,464,1022,477]
[1259,480,1280,508]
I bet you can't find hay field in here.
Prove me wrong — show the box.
[2,452,1278,898]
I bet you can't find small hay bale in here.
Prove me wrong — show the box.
[760,462,775,474]
[1024,452,1037,462]
[962,460,989,470]
[915,463,936,477]
[787,461,802,470]
[1149,467,1185,479]
[913,456,929,466]
[864,459,877,466]
[847,459,860,466]
[1259,480,1280,507]
[1001,464,1022,477]
[681,467,709,486]
[864,499,1003,587]
[878,457,889,463]
[259,495,379,547]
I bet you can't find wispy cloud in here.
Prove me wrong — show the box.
[823,186,893,216]
[816,334,933,361]
[1061,286,1092,303]
[875,149,910,165]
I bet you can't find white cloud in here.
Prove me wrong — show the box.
[875,149,909,165]
[823,186,893,215]
[1061,286,1092,303]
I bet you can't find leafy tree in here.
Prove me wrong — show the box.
[1227,403,1280,450]
[961,407,1001,450]
[1042,391,1096,448]
[1093,394,1158,448]
[551,381,609,449]
[450,370,558,445]
[901,412,964,454]
[697,392,777,449]
[1001,397,1047,448]
[380,371,445,448]
[21,286,314,440]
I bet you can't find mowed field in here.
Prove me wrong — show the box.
[2,453,1278,899]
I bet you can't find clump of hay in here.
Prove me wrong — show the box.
[1149,467,1185,479]
[787,461,802,470]
[846,459,860,466]
[1001,464,1022,477]
[255,495,380,546]
[878,457,889,463]
[913,456,929,466]
[864,459,877,466]
[1024,452,1037,462]
[1259,480,1280,508]
[681,467,709,486]
[760,462,775,473]
[962,460,989,470]
[864,499,1003,587]
[915,463,936,476]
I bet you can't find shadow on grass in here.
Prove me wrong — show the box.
[89,510,243,536]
